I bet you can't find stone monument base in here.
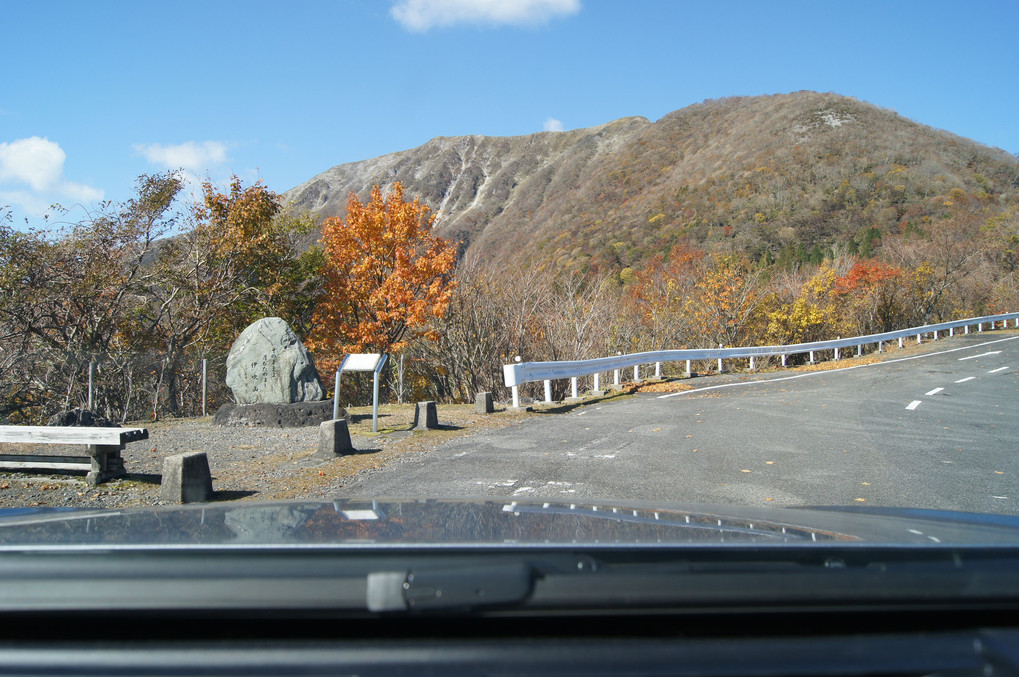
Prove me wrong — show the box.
[213,400,346,428]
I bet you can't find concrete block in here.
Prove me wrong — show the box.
[160,451,213,504]
[318,419,354,457]
[412,401,438,430]
[475,392,494,414]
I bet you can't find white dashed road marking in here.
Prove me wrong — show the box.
[958,351,1001,361]
[954,376,976,383]
[988,366,1009,374]
[925,387,944,396]
[906,400,922,411]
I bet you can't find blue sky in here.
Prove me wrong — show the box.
[2,0,1017,230]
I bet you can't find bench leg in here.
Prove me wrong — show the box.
[86,444,126,486]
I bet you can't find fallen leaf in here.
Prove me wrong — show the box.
[741,469,752,473]
[995,471,1005,475]
[692,449,699,453]
[652,427,662,432]
[861,482,871,486]
[765,498,774,502]
[854,498,866,502]
[765,461,775,465]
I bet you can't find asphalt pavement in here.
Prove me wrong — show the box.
[338,332,1019,515]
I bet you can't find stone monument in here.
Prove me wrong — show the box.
[225,317,323,404]
[216,317,338,427]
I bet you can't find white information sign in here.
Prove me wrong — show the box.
[334,353,388,432]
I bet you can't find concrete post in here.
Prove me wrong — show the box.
[160,452,213,504]
[413,401,439,430]
[318,419,353,457]
[475,392,494,414]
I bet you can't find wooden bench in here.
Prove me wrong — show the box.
[0,425,149,486]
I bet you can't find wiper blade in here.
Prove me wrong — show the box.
[367,562,534,612]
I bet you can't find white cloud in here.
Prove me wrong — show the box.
[133,140,229,173]
[544,117,564,132]
[0,137,104,216]
[0,136,67,192]
[391,0,581,32]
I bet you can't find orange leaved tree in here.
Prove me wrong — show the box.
[309,183,457,369]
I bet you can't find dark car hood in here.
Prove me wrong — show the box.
[0,498,1017,549]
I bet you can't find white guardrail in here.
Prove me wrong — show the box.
[502,313,1019,408]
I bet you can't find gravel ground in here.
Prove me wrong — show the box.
[0,403,529,510]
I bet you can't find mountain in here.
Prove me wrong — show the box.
[285,92,1019,272]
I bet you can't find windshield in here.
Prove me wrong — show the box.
[1,0,1018,608]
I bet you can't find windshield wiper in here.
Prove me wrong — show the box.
[367,561,534,612]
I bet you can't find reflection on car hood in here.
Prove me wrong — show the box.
[0,498,1017,548]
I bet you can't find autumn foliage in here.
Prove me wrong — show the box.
[309,183,457,366]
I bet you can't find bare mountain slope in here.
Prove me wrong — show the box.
[285,115,651,254]
[285,92,1018,272]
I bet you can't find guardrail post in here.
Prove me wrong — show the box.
[916,333,922,344]
[633,365,640,382]
[614,368,620,387]
[933,330,938,340]
[593,373,600,393]
[544,380,552,404]
[718,345,723,373]
[809,350,815,364]
[978,323,983,332]
[655,362,661,378]
[965,325,969,334]
[898,337,904,348]
[511,385,520,409]
[571,377,578,399]
[781,354,786,367]
[949,327,954,337]
[878,341,882,353]
[686,359,691,375]
[749,356,755,370]
[834,340,840,360]
[856,344,862,357]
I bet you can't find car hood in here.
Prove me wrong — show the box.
[0,498,1017,549]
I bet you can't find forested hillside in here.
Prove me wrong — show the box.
[287,92,1019,274]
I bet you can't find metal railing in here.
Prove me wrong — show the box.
[502,313,1019,408]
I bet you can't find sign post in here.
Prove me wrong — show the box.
[334,354,388,433]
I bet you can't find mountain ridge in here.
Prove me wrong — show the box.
[285,92,1018,272]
